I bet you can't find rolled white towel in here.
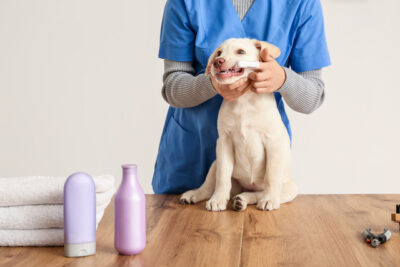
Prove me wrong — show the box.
[0,175,115,207]
[96,187,116,206]
[0,191,113,229]
[0,219,105,246]
[0,229,65,246]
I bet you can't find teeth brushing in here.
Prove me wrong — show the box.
[237,61,260,68]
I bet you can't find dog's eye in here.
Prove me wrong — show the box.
[216,50,222,57]
[237,49,246,55]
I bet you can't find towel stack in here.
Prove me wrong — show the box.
[0,175,116,246]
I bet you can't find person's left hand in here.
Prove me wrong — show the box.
[247,48,286,94]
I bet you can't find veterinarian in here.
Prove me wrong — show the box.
[152,0,331,194]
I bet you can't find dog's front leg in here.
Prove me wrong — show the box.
[257,140,289,211]
[206,135,234,211]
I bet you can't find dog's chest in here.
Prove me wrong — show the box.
[218,92,277,135]
[231,123,266,183]
[217,93,280,183]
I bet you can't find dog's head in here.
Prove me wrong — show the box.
[205,38,281,84]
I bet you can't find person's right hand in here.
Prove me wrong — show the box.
[210,76,251,102]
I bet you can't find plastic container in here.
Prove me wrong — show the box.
[64,172,96,257]
[114,164,146,255]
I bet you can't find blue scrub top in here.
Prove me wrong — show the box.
[153,0,331,194]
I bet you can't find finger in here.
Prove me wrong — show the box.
[247,72,256,80]
[224,90,242,98]
[215,86,222,94]
[222,88,241,97]
[244,84,253,92]
[236,85,250,95]
[234,81,251,92]
[211,77,222,94]
[225,86,249,101]
[251,87,272,94]
[248,70,270,82]
[248,62,268,74]
[226,92,243,102]
[227,77,248,90]
[252,81,270,88]
[260,48,274,62]
[260,48,269,62]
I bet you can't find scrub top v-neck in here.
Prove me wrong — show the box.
[153,0,331,194]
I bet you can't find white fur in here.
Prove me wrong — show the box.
[180,38,298,211]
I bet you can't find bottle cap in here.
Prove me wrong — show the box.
[64,242,96,257]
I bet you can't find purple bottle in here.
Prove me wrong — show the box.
[114,164,146,255]
[64,172,96,257]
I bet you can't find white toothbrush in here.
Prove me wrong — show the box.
[237,61,260,68]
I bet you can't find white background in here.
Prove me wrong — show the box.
[1,0,399,194]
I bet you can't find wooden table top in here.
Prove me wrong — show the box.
[1,194,400,267]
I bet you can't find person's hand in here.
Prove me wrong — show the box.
[248,48,286,94]
[210,76,251,102]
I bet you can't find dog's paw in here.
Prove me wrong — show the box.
[206,195,228,211]
[232,195,247,211]
[180,190,200,204]
[256,197,280,211]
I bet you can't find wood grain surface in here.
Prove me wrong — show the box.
[0,194,399,267]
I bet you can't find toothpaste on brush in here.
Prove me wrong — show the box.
[237,61,260,68]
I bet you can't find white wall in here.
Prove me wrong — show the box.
[0,0,399,194]
[289,0,400,193]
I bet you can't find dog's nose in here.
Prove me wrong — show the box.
[213,58,225,68]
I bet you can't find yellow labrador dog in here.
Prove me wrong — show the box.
[180,38,297,211]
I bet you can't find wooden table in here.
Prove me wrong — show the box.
[1,195,400,267]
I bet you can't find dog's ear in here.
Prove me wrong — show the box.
[205,47,221,76]
[252,40,281,59]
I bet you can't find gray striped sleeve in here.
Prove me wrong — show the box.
[162,59,326,113]
[278,68,325,114]
[162,60,217,108]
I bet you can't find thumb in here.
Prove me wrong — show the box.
[260,48,274,62]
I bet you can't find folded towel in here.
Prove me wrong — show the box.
[0,193,113,229]
[96,187,116,206]
[0,175,115,207]
[0,219,104,246]
[0,229,65,246]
